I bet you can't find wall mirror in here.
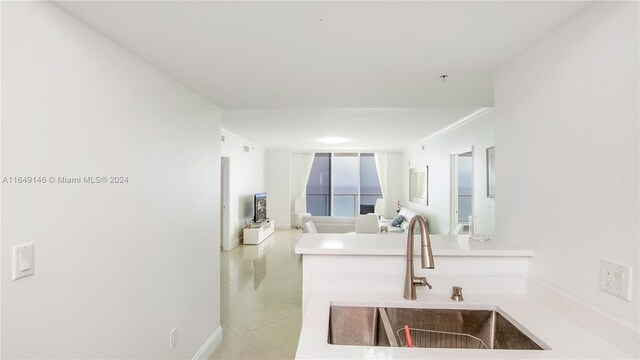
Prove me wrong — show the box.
[409,166,428,205]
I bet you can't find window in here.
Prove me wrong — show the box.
[333,153,359,217]
[306,153,382,217]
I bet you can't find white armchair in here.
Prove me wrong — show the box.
[294,197,311,228]
[355,214,380,234]
[302,221,318,233]
[449,223,464,235]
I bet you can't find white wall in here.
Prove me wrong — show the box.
[2,2,221,358]
[266,149,292,228]
[495,0,639,327]
[404,110,495,234]
[221,130,265,250]
[381,153,404,219]
[290,152,304,225]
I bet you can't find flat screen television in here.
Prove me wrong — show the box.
[253,192,267,223]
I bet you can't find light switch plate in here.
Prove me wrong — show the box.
[12,243,34,280]
[600,259,632,301]
[169,328,177,349]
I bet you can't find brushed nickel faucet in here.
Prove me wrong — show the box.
[403,216,435,300]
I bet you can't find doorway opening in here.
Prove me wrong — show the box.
[450,147,473,234]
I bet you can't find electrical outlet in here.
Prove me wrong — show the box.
[599,259,632,301]
[169,328,177,349]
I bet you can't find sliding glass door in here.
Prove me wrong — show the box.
[306,153,382,217]
[332,153,359,217]
[451,148,473,232]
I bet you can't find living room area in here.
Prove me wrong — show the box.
[219,104,495,252]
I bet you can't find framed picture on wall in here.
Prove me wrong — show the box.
[409,166,428,205]
[486,146,495,198]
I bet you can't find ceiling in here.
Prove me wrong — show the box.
[222,107,481,150]
[55,1,590,149]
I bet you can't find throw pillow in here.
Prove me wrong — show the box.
[391,214,405,227]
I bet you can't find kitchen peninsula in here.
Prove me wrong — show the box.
[293,233,633,359]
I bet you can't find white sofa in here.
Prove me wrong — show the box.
[302,208,426,234]
[302,215,378,234]
[379,208,422,233]
[301,216,355,233]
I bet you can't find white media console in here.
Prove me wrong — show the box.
[243,220,274,245]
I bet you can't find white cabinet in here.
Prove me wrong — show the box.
[243,221,274,245]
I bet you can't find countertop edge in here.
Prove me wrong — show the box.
[295,248,535,257]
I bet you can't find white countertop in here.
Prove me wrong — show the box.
[295,233,535,257]
[296,291,632,359]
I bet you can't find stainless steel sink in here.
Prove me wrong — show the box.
[328,306,544,350]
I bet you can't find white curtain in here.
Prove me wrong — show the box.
[298,153,315,199]
[374,153,388,218]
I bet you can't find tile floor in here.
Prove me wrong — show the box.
[211,229,304,360]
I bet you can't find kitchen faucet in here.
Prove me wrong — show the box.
[403,215,434,300]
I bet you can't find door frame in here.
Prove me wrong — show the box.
[220,156,230,250]
[450,146,474,230]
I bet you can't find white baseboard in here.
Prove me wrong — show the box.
[527,276,639,357]
[192,326,223,360]
[222,233,242,251]
[230,236,241,249]
[276,223,291,229]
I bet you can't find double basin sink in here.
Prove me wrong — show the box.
[329,306,544,350]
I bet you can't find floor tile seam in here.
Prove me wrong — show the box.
[250,287,300,297]
[225,326,247,339]
[255,295,302,311]
[227,283,263,298]
[223,312,289,336]
[250,292,302,302]
[244,318,296,336]
[279,313,303,324]
[252,302,302,328]
[254,300,291,319]
[220,300,261,313]
[222,288,261,303]
[220,331,238,340]
[219,301,271,317]
[237,318,302,360]
[220,293,259,308]
[237,318,298,355]
[230,333,268,360]
[236,286,291,299]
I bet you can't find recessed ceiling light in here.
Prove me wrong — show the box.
[317,137,348,145]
